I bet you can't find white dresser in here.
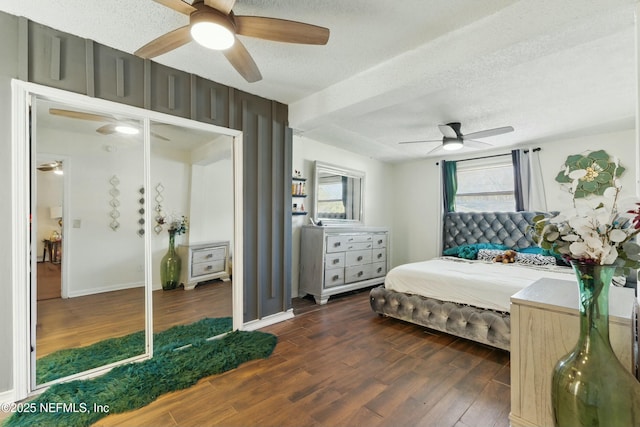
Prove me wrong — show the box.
[299,225,389,304]
[178,241,230,290]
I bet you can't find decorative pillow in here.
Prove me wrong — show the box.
[443,243,509,260]
[516,246,569,266]
[515,253,557,266]
[477,249,505,262]
[478,249,556,266]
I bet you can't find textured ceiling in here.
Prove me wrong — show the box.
[2,0,637,162]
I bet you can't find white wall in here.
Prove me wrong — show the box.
[36,127,231,295]
[388,129,637,267]
[291,136,395,297]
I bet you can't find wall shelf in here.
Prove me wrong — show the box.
[292,212,308,216]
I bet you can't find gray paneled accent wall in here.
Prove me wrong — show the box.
[0,10,292,393]
[231,91,293,321]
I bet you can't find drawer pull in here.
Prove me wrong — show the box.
[377,267,383,273]
[206,254,213,259]
[205,265,213,271]
[332,259,340,264]
[332,275,340,281]
[377,253,383,259]
[357,271,364,277]
[377,239,383,244]
[357,256,363,261]
[334,242,341,248]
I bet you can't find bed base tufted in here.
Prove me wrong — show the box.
[369,211,544,350]
[369,286,510,350]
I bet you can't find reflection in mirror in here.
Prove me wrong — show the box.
[314,161,365,225]
[150,121,233,334]
[33,97,146,387]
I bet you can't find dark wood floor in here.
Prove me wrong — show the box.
[37,280,232,358]
[95,288,511,427]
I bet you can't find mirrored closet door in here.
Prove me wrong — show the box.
[20,82,242,394]
[32,96,147,387]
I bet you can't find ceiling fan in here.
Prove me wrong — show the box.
[134,0,330,83]
[399,122,514,154]
[48,108,170,141]
[37,160,63,174]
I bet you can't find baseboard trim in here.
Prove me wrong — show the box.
[67,281,144,298]
[242,309,294,331]
[0,388,15,404]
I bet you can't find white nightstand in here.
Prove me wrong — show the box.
[178,241,230,290]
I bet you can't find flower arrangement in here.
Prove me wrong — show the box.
[157,214,188,235]
[532,156,640,270]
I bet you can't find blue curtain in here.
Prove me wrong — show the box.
[512,149,525,211]
[442,160,457,212]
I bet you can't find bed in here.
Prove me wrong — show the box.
[369,211,575,350]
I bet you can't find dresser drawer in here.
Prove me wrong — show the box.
[345,264,372,283]
[344,234,373,243]
[193,247,226,263]
[325,252,345,269]
[372,248,386,263]
[345,249,372,266]
[345,242,373,251]
[324,267,345,288]
[192,259,225,277]
[326,235,349,253]
[372,233,387,248]
[371,261,387,277]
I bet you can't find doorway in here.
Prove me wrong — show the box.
[35,157,64,300]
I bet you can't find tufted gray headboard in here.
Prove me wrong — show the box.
[442,211,542,252]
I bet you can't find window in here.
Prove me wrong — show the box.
[455,156,515,212]
[317,175,345,216]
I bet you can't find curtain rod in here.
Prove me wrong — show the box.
[435,147,540,165]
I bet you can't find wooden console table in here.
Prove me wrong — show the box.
[509,278,636,427]
[42,239,61,263]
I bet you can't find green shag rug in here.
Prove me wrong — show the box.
[5,320,277,427]
[37,317,233,384]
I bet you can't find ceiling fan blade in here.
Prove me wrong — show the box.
[151,131,171,141]
[235,16,330,45]
[135,25,192,59]
[398,139,442,144]
[463,126,514,140]
[49,108,113,123]
[464,139,493,148]
[222,37,262,82]
[438,124,458,139]
[426,145,443,155]
[153,0,196,15]
[96,124,117,135]
[204,0,236,14]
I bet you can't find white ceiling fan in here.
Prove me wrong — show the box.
[399,122,514,154]
[48,108,170,141]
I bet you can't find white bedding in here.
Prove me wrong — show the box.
[384,256,574,312]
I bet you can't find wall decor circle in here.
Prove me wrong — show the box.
[555,149,625,198]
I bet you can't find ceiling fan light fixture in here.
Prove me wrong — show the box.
[442,138,463,151]
[114,125,140,135]
[190,9,235,50]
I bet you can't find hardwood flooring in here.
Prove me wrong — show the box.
[36,280,232,358]
[94,289,511,427]
[36,261,61,300]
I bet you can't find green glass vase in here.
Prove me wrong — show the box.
[551,261,640,427]
[160,231,181,290]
